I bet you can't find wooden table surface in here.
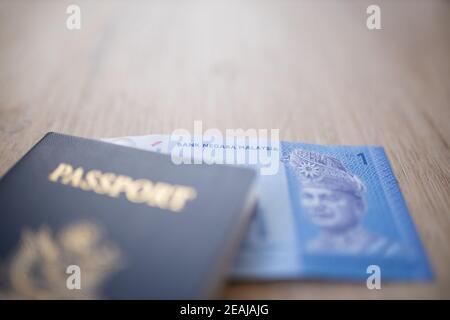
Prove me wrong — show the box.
[0,0,449,299]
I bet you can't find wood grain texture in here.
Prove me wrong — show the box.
[0,0,449,299]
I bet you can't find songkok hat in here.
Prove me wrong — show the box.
[287,149,365,197]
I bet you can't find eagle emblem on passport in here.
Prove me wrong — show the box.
[0,222,123,299]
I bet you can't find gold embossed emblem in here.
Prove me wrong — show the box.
[0,222,123,299]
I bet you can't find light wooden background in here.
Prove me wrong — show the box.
[0,0,449,299]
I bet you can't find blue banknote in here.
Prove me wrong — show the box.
[104,135,433,281]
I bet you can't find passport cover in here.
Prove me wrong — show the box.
[0,132,257,299]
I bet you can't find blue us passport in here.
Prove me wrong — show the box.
[0,132,257,299]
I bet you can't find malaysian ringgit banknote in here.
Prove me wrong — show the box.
[103,135,433,281]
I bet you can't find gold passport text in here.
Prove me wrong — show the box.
[48,163,197,212]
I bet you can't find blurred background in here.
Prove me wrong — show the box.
[0,0,449,298]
